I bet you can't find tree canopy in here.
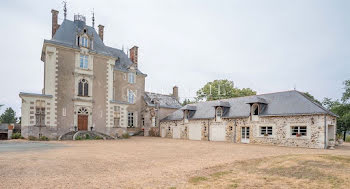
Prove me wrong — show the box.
[322,79,350,140]
[303,92,322,105]
[196,80,256,101]
[0,107,17,124]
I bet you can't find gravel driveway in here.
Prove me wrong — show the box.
[0,137,349,188]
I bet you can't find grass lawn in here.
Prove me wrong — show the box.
[186,154,350,188]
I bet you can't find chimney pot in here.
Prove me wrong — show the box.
[129,46,139,67]
[51,9,59,38]
[98,25,104,41]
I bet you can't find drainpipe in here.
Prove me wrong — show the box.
[324,114,327,149]
[234,119,237,143]
[208,119,210,141]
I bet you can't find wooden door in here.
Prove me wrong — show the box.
[78,115,88,131]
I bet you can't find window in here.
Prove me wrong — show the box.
[78,79,89,97]
[80,54,88,69]
[216,107,223,118]
[128,72,135,84]
[260,126,273,136]
[184,110,189,120]
[114,118,120,127]
[114,106,120,112]
[35,100,45,127]
[142,117,145,126]
[128,112,134,127]
[252,104,259,115]
[291,126,307,136]
[128,90,135,104]
[62,108,66,117]
[81,37,88,47]
[152,117,156,127]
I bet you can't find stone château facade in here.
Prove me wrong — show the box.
[19,9,180,139]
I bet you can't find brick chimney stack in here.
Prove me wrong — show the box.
[129,46,139,67]
[51,9,59,38]
[173,86,179,101]
[98,25,104,41]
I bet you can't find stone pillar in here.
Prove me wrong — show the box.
[8,124,14,140]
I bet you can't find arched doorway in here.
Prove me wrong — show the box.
[78,107,89,131]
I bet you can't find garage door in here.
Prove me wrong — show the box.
[189,125,201,140]
[173,127,181,139]
[161,127,166,138]
[209,125,226,141]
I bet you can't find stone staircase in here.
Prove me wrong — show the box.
[58,131,77,140]
[59,131,115,140]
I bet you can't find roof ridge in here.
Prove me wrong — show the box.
[188,90,298,106]
[145,91,175,97]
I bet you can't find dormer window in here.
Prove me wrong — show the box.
[251,104,259,115]
[216,107,223,118]
[80,54,88,69]
[81,37,88,47]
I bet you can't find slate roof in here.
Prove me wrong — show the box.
[44,19,145,75]
[162,90,337,121]
[144,92,182,109]
[19,92,53,98]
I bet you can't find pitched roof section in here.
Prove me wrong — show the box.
[144,92,182,109]
[162,90,336,121]
[44,19,145,75]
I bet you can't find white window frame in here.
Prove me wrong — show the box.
[128,90,135,104]
[291,126,307,137]
[80,54,89,69]
[128,72,135,84]
[216,107,223,120]
[128,112,134,127]
[260,126,273,136]
[81,36,88,47]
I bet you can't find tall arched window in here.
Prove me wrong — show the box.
[78,79,89,97]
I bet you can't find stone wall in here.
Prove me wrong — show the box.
[160,114,337,149]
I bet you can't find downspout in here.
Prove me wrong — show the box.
[234,119,237,143]
[324,114,327,149]
[208,119,210,141]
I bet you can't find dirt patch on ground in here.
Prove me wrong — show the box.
[0,137,349,188]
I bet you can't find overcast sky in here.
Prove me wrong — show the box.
[0,0,349,116]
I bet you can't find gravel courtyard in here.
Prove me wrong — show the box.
[0,137,349,188]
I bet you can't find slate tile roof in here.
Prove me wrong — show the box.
[144,92,182,109]
[44,19,145,75]
[162,90,336,121]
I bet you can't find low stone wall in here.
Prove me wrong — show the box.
[21,126,58,139]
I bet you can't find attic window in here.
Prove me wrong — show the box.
[84,29,87,33]
[252,104,259,115]
[81,37,88,47]
[216,107,223,118]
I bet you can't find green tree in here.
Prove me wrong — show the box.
[182,99,194,106]
[0,107,17,124]
[303,92,322,105]
[341,80,350,103]
[196,80,256,101]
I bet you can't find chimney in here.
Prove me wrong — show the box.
[129,46,139,67]
[51,9,59,38]
[98,25,104,41]
[173,86,179,101]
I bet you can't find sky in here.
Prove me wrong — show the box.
[0,0,349,116]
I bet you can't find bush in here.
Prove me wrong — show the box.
[85,134,90,140]
[149,128,160,137]
[94,136,103,140]
[39,136,49,141]
[28,136,37,141]
[122,133,130,139]
[75,136,82,140]
[11,132,24,139]
[346,135,350,142]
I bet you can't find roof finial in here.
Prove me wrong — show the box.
[92,9,95,28]
[63,1,67,20]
